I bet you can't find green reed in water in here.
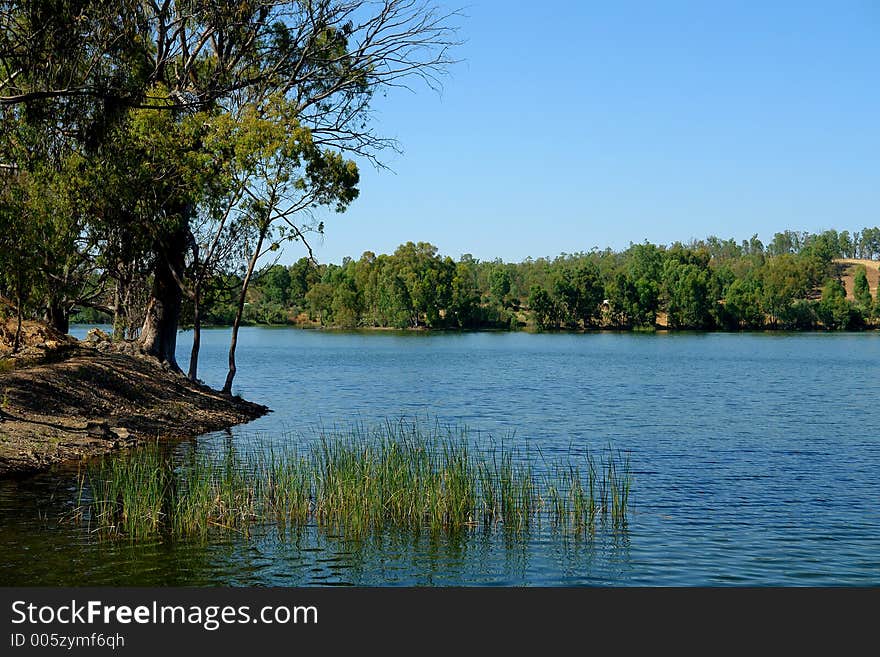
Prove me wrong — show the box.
[74,445,259,540]
[71,422,632,540]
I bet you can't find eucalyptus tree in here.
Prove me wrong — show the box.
[0,152,107,334]
[217,96,359,393]
[1,1,458,375]
[448,255,481,328]
[565,260,603,328]
[759,255,809,328]
[0,176,41,350]
[387,241,453,328]
[527,285,554,331]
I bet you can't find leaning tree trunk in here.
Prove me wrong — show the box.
[12,289,22,354]
[187,281,202,381]
[139,230,187,371]
[186,239,203,381]
[222,228,267,394]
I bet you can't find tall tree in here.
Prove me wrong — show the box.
[760,255,809,328]
[220,98,359,393]
[853,266,872,310]
[817,279,856,330]
[1,1,458,372]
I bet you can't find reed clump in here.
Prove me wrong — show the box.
[71,423,632,540]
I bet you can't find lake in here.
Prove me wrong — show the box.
[1,327,878,585]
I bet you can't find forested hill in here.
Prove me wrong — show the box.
[110,228,879,332]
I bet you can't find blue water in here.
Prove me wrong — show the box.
[1,327,878,585]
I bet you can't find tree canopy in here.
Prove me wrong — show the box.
[179,228,879,334]
[1,0,458,379]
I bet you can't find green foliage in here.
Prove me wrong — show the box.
[223,229,880,332]
[854,266,872,310]
[0,175,44,340]
[289,258,321,307]
[722,278,764,329]
[760,255,809,327]
[448,258,481,328]
[305,283,335,325]
[330,281,360,329]
[788,299,818,330]
[70,306,113,325]
[604,272,636,328]
[489,267,512,307]
[259,265,292,306]
[620,242,662,327]
[1,0,453,358]
[390,242,454,328]
[546,260,603,329]
[663,258,717,329]
[571,261,604,327]
[817,280,859,330]
[528,285,555,331]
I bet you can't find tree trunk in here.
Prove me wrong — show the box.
[113,276,125,340]
[46,299,69,335]
[188,282,201,381]
[222,228,266,394]
[139,230,187,371]
[12,291,22,354]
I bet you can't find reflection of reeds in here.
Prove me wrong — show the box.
[543,449,632,533]
[70,423,632,541]
[607,450,632,529]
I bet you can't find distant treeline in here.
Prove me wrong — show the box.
[79,227,876,332]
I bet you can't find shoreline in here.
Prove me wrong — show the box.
[0,339,269,478]
[73,322,880,334]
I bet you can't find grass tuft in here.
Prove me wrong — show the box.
[70,423,632,541]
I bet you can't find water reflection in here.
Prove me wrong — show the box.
[0,437,632,586]
[2,328,880,585]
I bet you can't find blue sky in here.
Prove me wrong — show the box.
[303,0,879,265]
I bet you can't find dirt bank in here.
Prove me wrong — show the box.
[0,322,268,477]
